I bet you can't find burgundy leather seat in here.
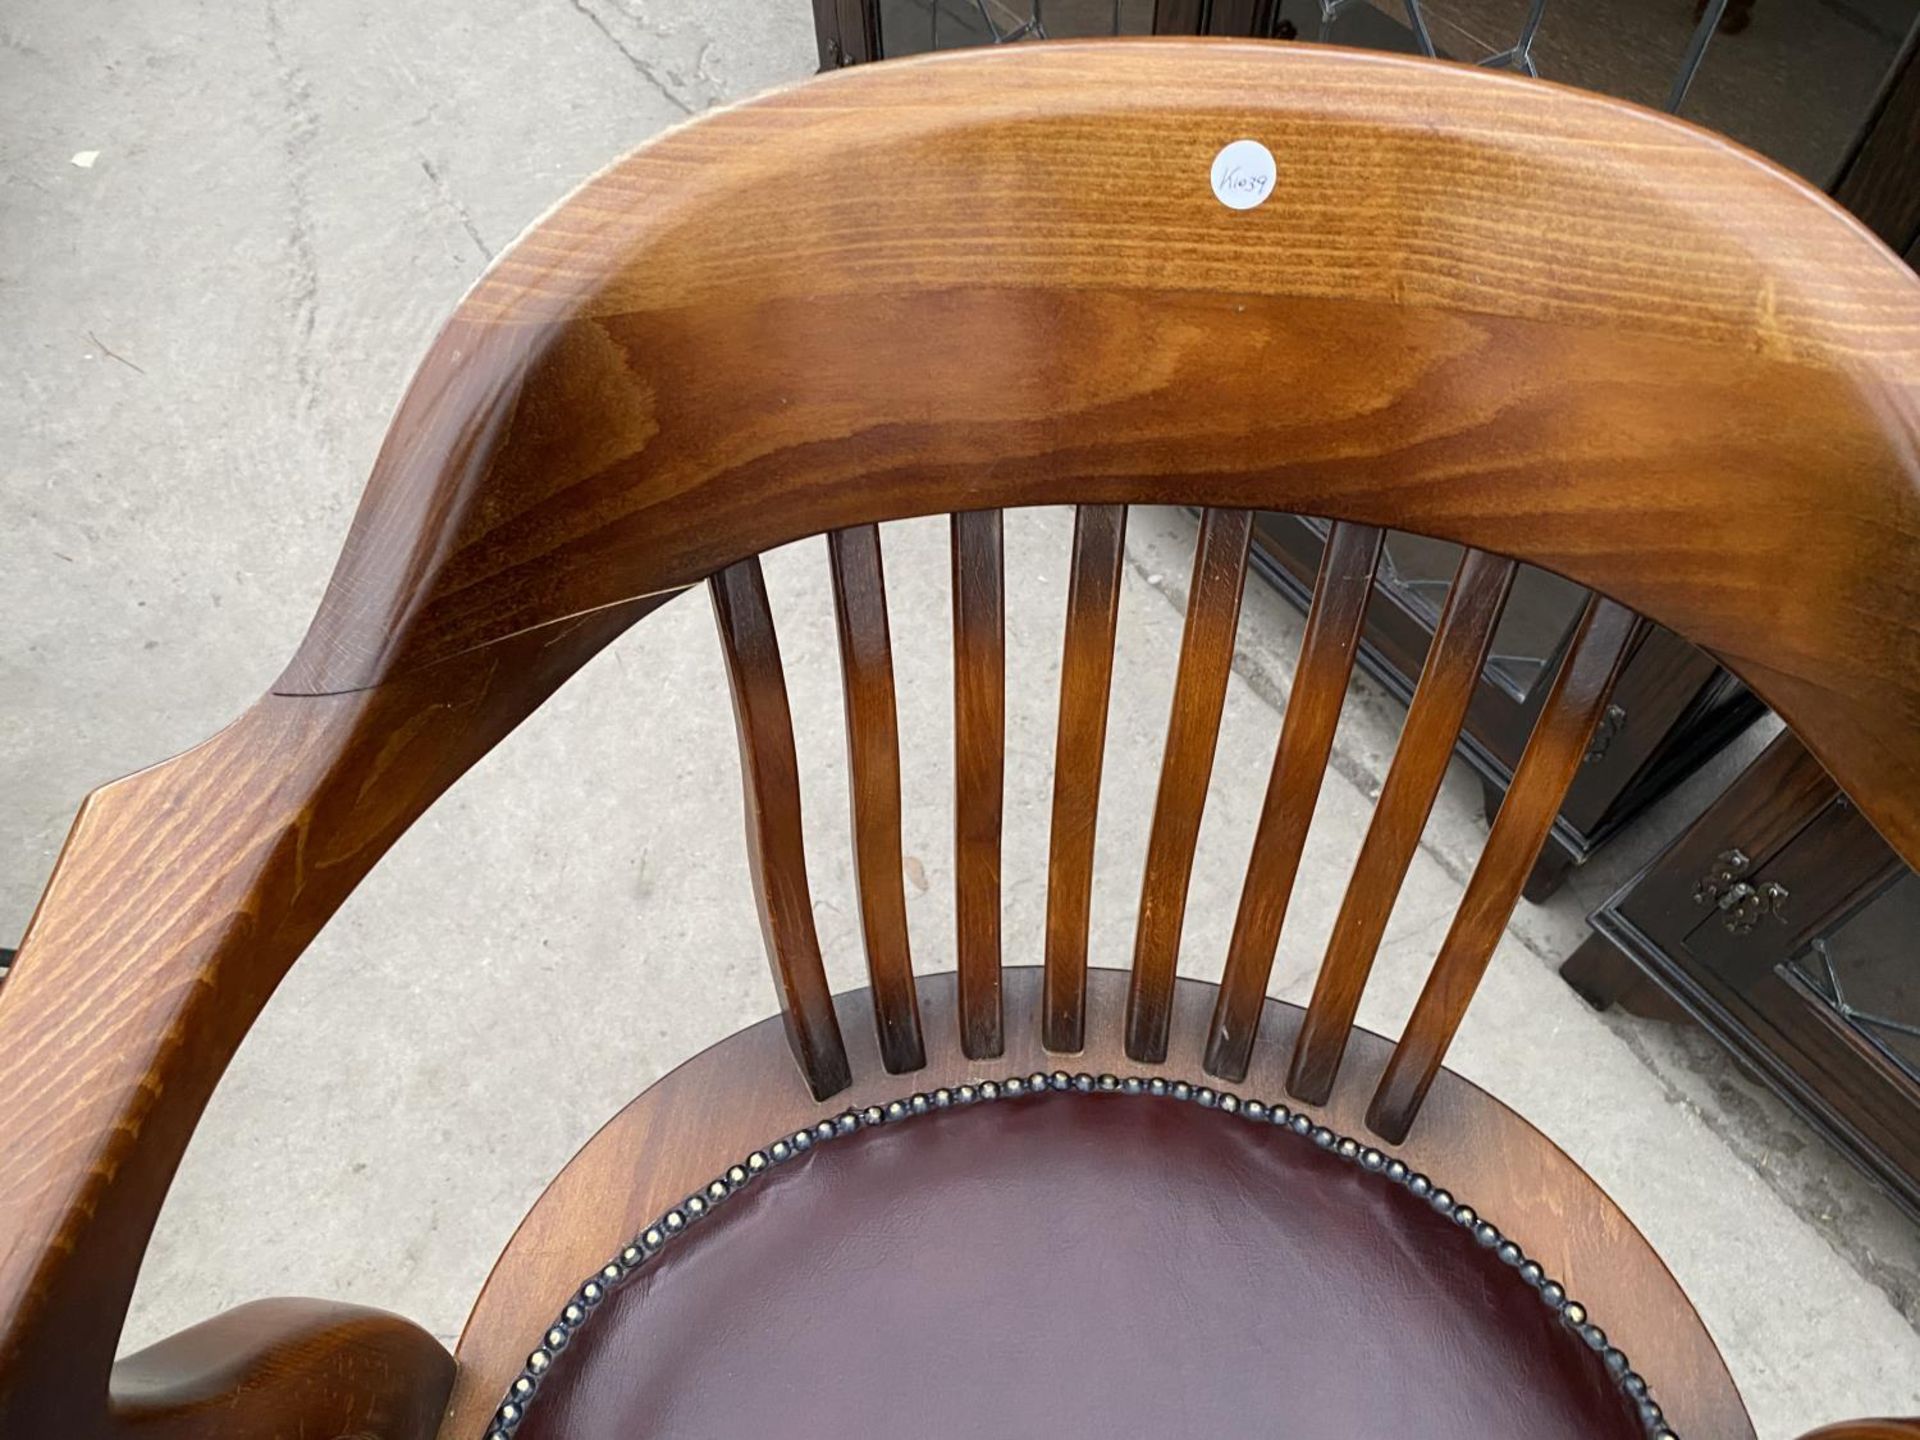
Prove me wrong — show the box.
[510,1090,1648,1439]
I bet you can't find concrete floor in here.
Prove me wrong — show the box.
[3,2,1919,1435]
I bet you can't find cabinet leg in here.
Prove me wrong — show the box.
[1479,775,1506,829]
[1561,933,1693,1025]
[1522,845,1577,903]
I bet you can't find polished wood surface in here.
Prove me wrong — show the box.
[1126,507,1253,1062]
[1208,520,1382,1081]
[1368,598,1638,1141]
[827,525,926,1073]
[1289,550,1516,1104]
[275,42,1920,871]
[0,601,650,1437]
[4,39,1919,1440]
[951,508,1007,1059]
[709,559,851,1099]
[448,969,1753,1440]
[111,1299,453,1440]
[1043,504,1128,1053]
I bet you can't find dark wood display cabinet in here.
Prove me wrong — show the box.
[1565,730,1920,1221]
[809,0,1920,896]
[1244,521,1759,900]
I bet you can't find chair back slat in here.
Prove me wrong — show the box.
[1287,548,1517,1104]
[1043,505,1129,1053]
[707,559,852,1099]
[1206,521,1384,1081]
[1124,507,1254,1063]
[1367,597,1638,1140]
[827,525,926,1074]
[951,509,1007,1059]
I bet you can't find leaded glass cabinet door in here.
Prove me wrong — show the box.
[1573,730,1920,1220]
[810,0,1917,211]
[805,0,1920,899]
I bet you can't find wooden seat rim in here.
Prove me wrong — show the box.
[442,967,1752,1440]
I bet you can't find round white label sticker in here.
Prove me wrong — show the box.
[1210,139,1276,211]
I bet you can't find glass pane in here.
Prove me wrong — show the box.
[1046,0,1158,37]
[1377,531,1588,703]
[876,0,1154,54]
[874,0,1916,192]
[1296,518,1589,703]
[1286,0,1917,187]
[1786,870,1920,1084]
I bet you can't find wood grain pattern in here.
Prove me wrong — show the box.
[1207,521,1382,1081]
[7,41,1920,1440]
[1367,598,1638,1142]
[709,560,852,1100]
[447,968,1755,1440]
[952,509,1006,1059]
[1125,507,1253,1063]
[1289,550,1516,1105]
[269,42,1920,873]
[1043,504,1128,1054]
[110,1299,452,1440]
[0,600,652,1437]
[827,525,925,1073]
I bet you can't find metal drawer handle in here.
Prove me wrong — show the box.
[1716,880,1790,935]
[1692,848,1750,906]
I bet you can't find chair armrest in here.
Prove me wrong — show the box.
[0,601,645,1435]
[110,1299,452,1440]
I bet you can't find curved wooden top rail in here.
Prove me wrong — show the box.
[277,39,1920,865]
